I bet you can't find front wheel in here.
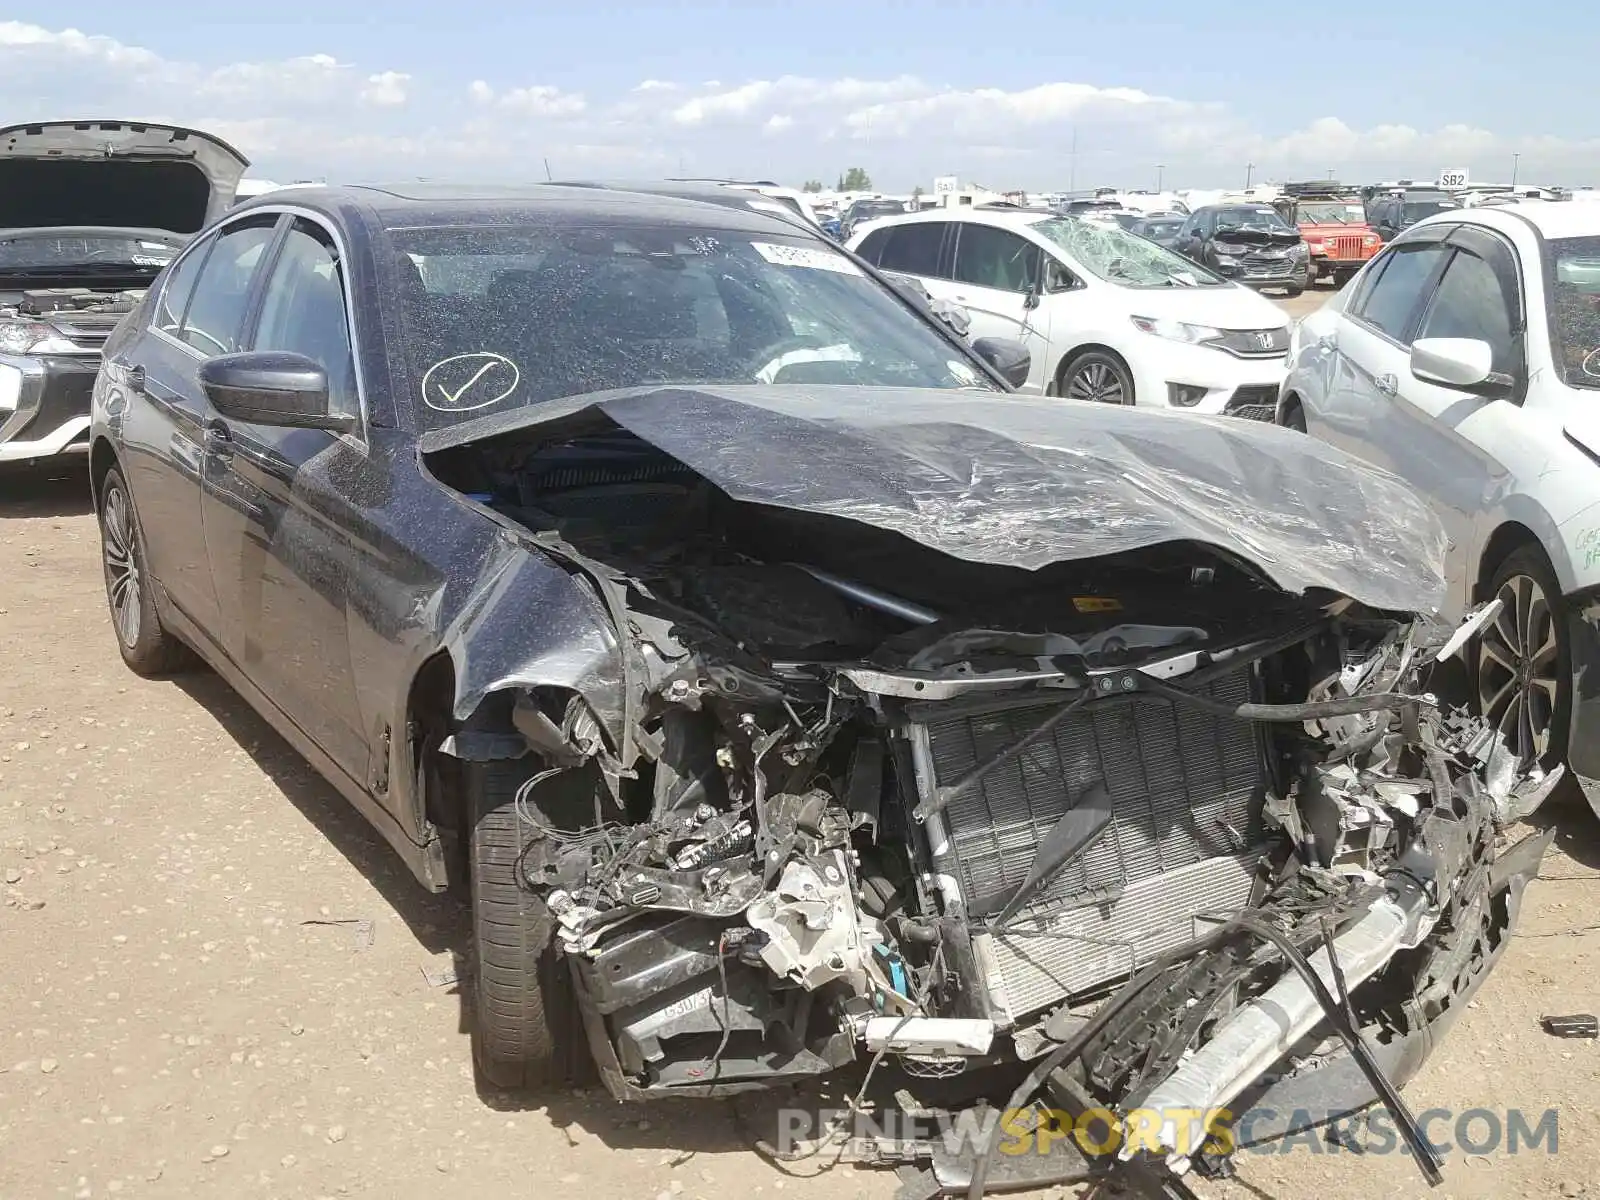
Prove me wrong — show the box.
[467,758,591,1090]
[1475,546,1571,771]
[1058,351,1134,405]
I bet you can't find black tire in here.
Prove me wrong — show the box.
[97,466,193,676]
[1285,284,1304,298]
[1057,349,1134,405]
[1474,545,1572,771]
[467,758,590,1090]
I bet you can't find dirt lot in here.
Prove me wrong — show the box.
[4,287,1599,1200]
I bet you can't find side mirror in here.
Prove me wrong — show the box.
[972,336,1031,388]
[198,351,355,432]
[1409,337,1496,389]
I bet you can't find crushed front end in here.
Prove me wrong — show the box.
[423,388,1557,1194]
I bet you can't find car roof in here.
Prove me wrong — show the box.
[858,206,1052,234]
[1462,199,1600,240]
[233,181,803,236]
[1398,200,1600,247]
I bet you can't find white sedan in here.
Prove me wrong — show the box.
[1278,199,1600,813]
[849,207,1291,417]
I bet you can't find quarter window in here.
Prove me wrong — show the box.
[872,223,946,277]
[952,224,1041,293]
[1349,243,1446,343]
[1417,249,1515,373]
[251,220,358,417]
[180,219,278,356]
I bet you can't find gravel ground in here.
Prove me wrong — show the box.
[3,294,1598,1200]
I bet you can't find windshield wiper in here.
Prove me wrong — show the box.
[0,261,164,277]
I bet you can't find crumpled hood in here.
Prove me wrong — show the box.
[1214,226,1303,248]
[0,120,249,235]
[423,384,1449,614]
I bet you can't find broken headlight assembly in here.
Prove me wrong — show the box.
[0,319,82,356]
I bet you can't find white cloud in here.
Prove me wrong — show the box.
[495,85,586,117]
[360,70,410,107]
[0,22,1591,189]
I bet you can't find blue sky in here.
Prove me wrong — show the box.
[2,3,1592,190]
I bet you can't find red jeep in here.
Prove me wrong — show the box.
[1278,186,1382,286]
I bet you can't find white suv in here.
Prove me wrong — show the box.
[1279,200,1600,815]
[849,207,1291,415]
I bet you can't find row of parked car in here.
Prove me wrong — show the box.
[0,124,1585,1184]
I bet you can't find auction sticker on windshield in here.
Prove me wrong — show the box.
[751,241,864,275]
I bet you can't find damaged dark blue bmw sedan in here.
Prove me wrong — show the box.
[88,182,1561,1198]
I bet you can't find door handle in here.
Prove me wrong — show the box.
[1375,372,1398,397]
[204,422,234,457]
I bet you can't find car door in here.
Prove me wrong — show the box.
[198,215,371,782]
[935,222,1051,391]
[109,214,282,642]
[1369,227,1524,612]
[1319,231,1494,607]
[1174,210,1212,262]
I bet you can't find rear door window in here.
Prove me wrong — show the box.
[153,240,209,337]
[873,223,947,277]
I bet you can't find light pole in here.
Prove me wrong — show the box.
[1512,153,1521,187]
[1157,163,1165,191]
[1245,162,1255,188]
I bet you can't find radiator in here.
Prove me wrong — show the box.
[909,670,1267,1020]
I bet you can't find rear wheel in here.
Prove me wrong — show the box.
[467,757,591,1090]
[97,466,193,676]
[1476,546,1571,770]
[1059,350,1134,405]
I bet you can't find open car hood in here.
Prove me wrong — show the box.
[0,120,250,235]
[422,384,1449,614]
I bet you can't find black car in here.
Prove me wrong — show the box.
[1172,203,1310,295]
[839,197,906,240]
[1364,188,1462,242]
[87,184,1552,1194]
[1132,215,1185,248]
[0,120,246,470]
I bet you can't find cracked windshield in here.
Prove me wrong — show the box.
[1029,215,1225,286]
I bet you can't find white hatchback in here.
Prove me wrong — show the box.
[849,207,1291,416]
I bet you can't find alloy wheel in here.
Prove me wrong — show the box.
[1065,360,1126,404]
[102,484,142,650]
[1477,572,1561,766]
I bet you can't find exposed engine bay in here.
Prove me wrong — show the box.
[0,287,149,351]
[423,389,1559,1195]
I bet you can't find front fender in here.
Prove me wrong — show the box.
[441,535,627,742]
